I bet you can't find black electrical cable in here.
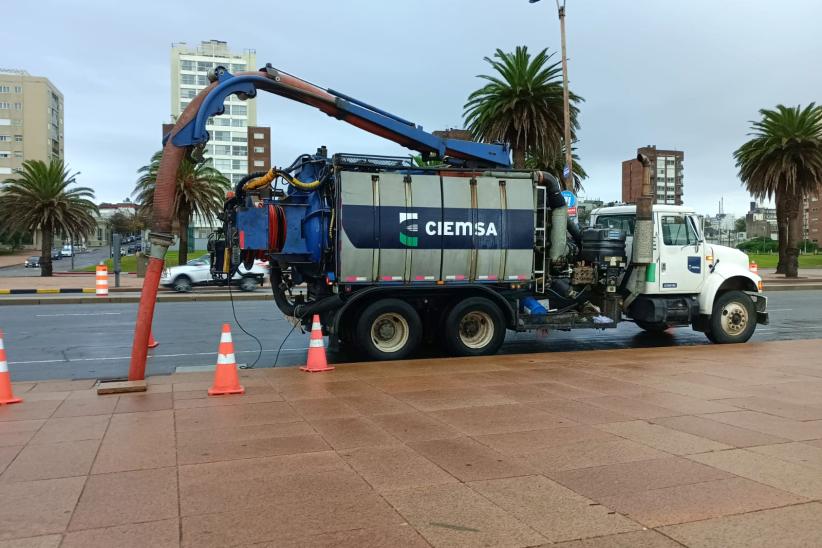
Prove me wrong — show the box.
[272,315,301,368]
[225,275,264,370]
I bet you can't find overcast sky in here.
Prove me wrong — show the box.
[7,0,822,216]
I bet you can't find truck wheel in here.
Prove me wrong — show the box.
[443,297,505,357]
[635,320,669,333]
[238,277,259,292]
[356,299,422,361]
[707,290,756,344]
[173,275,193,293]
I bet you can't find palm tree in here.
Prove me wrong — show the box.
[134,151,230,264]
[0,159,98,276]
[464,46,583,168]
[734,104,822,277]
[525,141,587,192]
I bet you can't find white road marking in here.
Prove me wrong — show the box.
[35,312,123,317]
[766,308,793,312]
[9,347,310,365]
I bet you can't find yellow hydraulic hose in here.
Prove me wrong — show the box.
[243,168,322,192]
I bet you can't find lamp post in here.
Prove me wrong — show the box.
[530,0,574,191]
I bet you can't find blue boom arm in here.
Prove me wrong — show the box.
[166,64,511,168]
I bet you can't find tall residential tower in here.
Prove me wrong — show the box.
[0,69,63,176]
[169,40,270,184]
[622,145,684,205]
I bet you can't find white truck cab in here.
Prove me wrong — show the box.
[591,204,768,343]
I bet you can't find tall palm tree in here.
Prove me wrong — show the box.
[134,151,230,264]
[525,140,587,192]
[734,104,822,277]
[0,159,98,276]
[464,46,583,168]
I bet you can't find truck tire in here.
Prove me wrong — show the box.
[443,297,506,357]
[173,275,193,293]
[635,320,669,333]
[238,276,259,292]
[707,290,756,344]
[356,299,422,361]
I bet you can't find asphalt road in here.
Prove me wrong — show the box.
[1,290,818,382]
[0,247,110,277]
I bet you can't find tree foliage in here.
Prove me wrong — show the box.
[134,151,230,264]
[734,104,822,277]
[0,159,98,276]
[464,46,582,168]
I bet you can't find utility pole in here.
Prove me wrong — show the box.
[530,0,574,191]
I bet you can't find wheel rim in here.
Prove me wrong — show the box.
[370,313,409,354]
[175,279,191,292]
[459,311,494,349]
[720,301,748,336]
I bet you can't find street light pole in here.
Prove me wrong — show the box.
[530,0,574,191]
[557,0,574,192]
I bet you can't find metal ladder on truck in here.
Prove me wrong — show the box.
[533,186,548,294]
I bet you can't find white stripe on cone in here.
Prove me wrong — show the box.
[0,360,7,374]
[220,332,232,343]
[217,352,236,365]
[309,338,324,348]
[311,322,321,331]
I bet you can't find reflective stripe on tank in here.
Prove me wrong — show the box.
[345,276,368,282]
[381,276,403,281]
[477,275,498,281]
[507,275,526,280]
[445,275,466,281]
[414,275,436,281]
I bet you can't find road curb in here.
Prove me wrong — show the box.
[0,292,273,306]
[0,287,143,295]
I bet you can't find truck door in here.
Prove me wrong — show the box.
[657,213,704,294]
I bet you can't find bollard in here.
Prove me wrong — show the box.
[96,262,109,297]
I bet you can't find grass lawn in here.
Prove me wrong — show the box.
[746,253,822,269]
[80,250,207,272]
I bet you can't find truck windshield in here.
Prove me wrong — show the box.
[595,214,635,235]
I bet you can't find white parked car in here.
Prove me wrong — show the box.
[160,254,269,292]
[61,244,74,257]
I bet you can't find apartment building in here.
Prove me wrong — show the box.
[0,69,63,176]
[621,145,684,205]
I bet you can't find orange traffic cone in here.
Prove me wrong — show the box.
[300,315,334,373]
[148,331,159,349]
[208,324,245,396]
[0,330,22,405]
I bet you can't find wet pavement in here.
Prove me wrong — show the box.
[1,339,821,546]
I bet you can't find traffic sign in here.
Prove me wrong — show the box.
[561,190,577,208]
[562,164,571,178]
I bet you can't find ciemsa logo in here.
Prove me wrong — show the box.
[399,212,419,247]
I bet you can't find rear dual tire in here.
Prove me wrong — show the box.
[354,296,506,361]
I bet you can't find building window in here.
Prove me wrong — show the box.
[0,102,8,109]
[14,86,21,93]
[253,132,264,140]
[0,152,9,158]
[232,146,247,156]
[14,135,22,142]
[232,159,246,171]
[12,103,21,110]
[180,60,194,71]
[0,135,9,141]
[0,86,8,93]
[232,105,247,116]
[253,146,265,153]
[231,135,247,143]
[213,145,231,155]
[231,119,246,127]
[180,88,197,99]
[253,160,265,167]
[197,61,213,71]
[181,74,196,85]
[213,159,232,171]
[231,63,246,72]
[212,131,230,141]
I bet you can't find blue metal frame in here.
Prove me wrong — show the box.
[165,68,511,168]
